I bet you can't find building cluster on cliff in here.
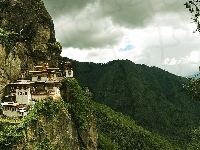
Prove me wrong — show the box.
[1,61,73,117]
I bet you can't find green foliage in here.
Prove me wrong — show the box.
[97,131,119,150]
[0,97,71,149]
[33,97,61,119]
[47,41,62,52]
[183,77,200,149]
[0,124,25,149]
[0,73,191,149]
[61,78,175,149]
[0,28,19,44]
[184,0,200,32]
[183,77,200,100]
[0,28,19,56]
[0,0,54,38]
[60,76,181,149]
[34,137,54,150]
[61,78,93,130]
[94,102,180,150]
[187,127,200,149]
[64,58,200,147]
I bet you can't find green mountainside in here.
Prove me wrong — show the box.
[1,0,200,148]
[64,58,200,147]
[0,78,98,150]
[94,102,180,150]
[0,78,179,149]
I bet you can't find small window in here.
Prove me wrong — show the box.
[25,92,27,95]
[19,92,22,95]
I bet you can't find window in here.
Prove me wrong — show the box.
[25,92,27,95]
[19,92,22,95]
[38,76,41,80]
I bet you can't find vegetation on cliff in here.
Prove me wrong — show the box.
[2,0,200,149]
[0,98,76,149]
[61,78,97,149]
[0,0,62,93]
[0,78,97,150]
[59,77,183,149]
[0,77,184,149]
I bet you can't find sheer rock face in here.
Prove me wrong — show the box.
[0,1,98,149]
[19,107,81,150]
[0,0,62,91]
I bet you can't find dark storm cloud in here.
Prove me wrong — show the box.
[98,0,188,28]
[43,0,94,18]
[99,0,155,28]
[43,0,188,28]
[54,15,124,49]
[42,0,189,49]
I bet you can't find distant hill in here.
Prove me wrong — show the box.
[63,58,200,147]
[187,72,200,78]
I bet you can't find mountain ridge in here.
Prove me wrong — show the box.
[63,58,200,147]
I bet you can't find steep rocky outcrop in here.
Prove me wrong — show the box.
[0,79,97,150]
[0,1,98,149]
[0,0,62,92]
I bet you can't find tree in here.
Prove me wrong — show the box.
[183,1,200,99]
[184,1,200,32]
[183,78,200,100]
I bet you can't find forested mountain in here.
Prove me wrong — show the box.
[0,78,181,149]
[94,102,180,150]
[63,58,200,147]
[1,0,196,148]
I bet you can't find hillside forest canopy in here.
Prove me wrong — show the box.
[184,0,200,100]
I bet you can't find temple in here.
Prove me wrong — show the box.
[1,62,73,117]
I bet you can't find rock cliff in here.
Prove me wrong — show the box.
[0,78,97,150]
[0,0,62,91]
[0,0,97,149]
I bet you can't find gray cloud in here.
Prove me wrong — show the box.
[53,13,124,49]
[43,0,94,18]
[99,0,155,28]
[42,0,200,76]
[43,0,189,49]
[43,0,188,29]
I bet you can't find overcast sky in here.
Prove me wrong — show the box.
[43,0,200,77]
